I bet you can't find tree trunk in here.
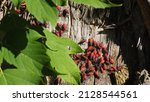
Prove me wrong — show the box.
[58,0,150,85]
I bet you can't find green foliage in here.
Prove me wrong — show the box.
[44,29,83,54]
[11,0,23,7]
[0,15,49,84]
[0,14,82,85]
[52,0,67,6]
[0,0,122,85]
[0,15,36,85]
[72,0,122,8]
[25,0,58,27]
[0,47,44,85]
[44,30,83,84]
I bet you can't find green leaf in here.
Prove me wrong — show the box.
[44,29,82,84]
[52,0,67,6]
[0,28,49,85]
[0,51,5,84]
[0,67,42,85]
[0,15,50,84]
[2,28,49,73]
[0,51,2,65]
[11,0,23,7]
[44,29,84,54]
[0,28,49,84]
[26,0,58,27]
[0,46,47,85]
[72,0,122,8]
[47,49,80,84]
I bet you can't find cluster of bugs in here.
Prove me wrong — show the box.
[54,22,68,36]
[56,5,69,17]
[72,38,126,82]
[14,3,68,35]
[53,5,69,37]
[15,1,49,28]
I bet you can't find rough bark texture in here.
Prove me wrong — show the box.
[58,0,150,85]
[56,2,117,85]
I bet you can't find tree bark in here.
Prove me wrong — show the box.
[58,0,150,85]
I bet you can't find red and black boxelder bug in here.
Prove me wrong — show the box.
[56,5,61,11]
[100,57,105,64]
[82,74,87,80]
[15,9,20,13]
[87,72,94,76]
[89,67,95,71]
[86,51,91,56]
[63,9,69,13]
[62,23,68,31]
[81,55,88,60]
[93,49,97,55]
[56,23,62,29]
[100,67,105,73]
[90,52,94,60]
[95,54,99,58]
[80,67,86,72]
[87,60,92,67]
[62,9,69,17]
[78,39,86,44]
[103,64,107,70]
[102,47,107,53]
[104,53,109,61]
[100,42,105,49]
[94,71,99,78]
[111,66,117,71]
[88,38,93,46]
[97,50,102,56]
[59,30,64,36]
[109,58,114,64]
[87,46,95,51]
[81,63,86,68]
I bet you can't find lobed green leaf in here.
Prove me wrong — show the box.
[25,0,58,27]
[0,15,49,85]
[44,29,83,84]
